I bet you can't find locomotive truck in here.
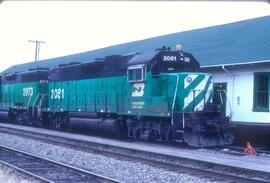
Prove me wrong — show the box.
[0,46,234,147]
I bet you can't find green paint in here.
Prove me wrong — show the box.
[0,81,48,110]
[48,71,211,117]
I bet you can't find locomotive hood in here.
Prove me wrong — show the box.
[127,52,157,66]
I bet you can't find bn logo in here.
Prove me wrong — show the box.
[132,83,145,97]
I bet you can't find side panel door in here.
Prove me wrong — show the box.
[68,80,77,111]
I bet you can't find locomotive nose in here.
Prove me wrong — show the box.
[182,74,212,112]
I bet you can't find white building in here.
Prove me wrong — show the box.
[202,62,270,126]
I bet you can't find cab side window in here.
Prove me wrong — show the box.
[127,64,146,82]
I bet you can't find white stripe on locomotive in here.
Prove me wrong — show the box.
[184,74,210,111]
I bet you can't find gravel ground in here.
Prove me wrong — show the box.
[0,163,36,183]
[0,132,221,183]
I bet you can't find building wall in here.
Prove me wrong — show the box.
[208,66,270,125]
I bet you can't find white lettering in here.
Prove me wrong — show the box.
[163,56,177,61]
[23,87,33,97]
[51,88,64,99]
[131,101,144,109]
[184,57,190,62]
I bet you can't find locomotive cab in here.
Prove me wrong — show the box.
[151,49,200,75]
[126,47,234,147]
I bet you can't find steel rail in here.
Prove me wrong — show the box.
[0,160,52,183]
[0,125,269,183]
[0,144,121,183]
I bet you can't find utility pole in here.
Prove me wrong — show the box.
[28,40,46,62]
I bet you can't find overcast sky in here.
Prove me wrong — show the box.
[0,1,270,72]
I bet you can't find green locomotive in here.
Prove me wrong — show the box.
[0,47,234,147]
[0,70,48,124]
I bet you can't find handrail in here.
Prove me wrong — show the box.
[26,95,33,113]
[185,89,211,112]
[32,94,41,108]
[38,94,46,108]
[32,94,41,116]
[218,90,233,118]
[160,73,179,126]
[37,94,46,117]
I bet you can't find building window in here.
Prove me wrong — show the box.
[253,73,269,111]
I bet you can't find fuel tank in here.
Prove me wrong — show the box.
[0,111,8,121]
[69,117,126,136]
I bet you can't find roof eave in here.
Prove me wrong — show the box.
[201,59,270,68]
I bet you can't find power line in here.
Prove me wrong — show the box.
[28,40,46,62]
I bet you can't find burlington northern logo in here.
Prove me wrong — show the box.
[132,83,145,97]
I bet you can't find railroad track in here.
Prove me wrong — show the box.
[0,124,270,183]
[0,144,120,183]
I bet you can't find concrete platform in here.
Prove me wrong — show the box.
[0,123,269,174]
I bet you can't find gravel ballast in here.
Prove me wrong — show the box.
[0,132,220,183]
[0,163,36,183]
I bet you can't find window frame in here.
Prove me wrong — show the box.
[253,72,270,112]
[127,64,146,83]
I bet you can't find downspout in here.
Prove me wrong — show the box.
[221,65,234,117]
